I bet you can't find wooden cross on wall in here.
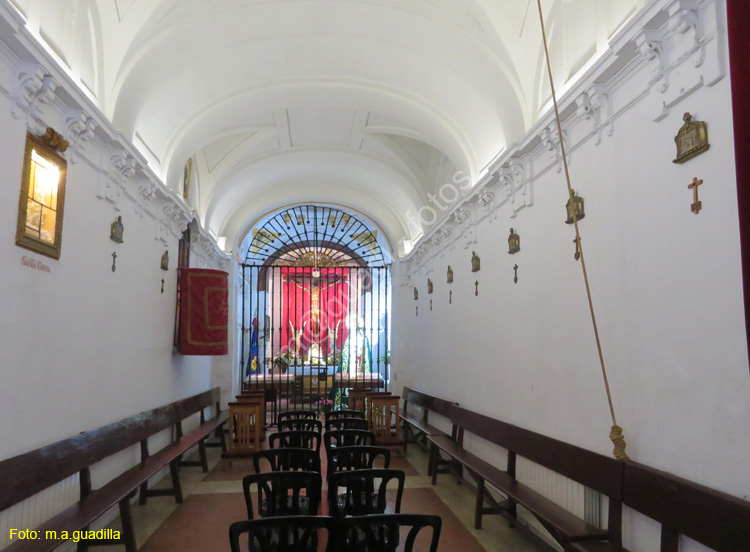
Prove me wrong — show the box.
[688,177,703,214]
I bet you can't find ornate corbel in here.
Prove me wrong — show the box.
[636,29,669,93]
[12,64,58,123]
[509,159,532,218]
[540,125,568,173]
[578,85,612,145]
[65,110,97,163]
[479,190,496,222]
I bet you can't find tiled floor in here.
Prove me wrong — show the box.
[99,439,548,551]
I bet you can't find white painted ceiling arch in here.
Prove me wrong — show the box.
[11,0,647,257]
[208,147,425,249]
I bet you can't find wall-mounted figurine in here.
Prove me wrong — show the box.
[447,265,453,284]
[471,251,480,272]
[565,190,585,224]
[161,250,169,271]
[673,112,709,164]
[427,278,433,294]
[413,286,418,301]
[508,228,520,254]
[110,216,124,243]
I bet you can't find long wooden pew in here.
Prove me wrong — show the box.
[428,404,750,551]
[0,388,228,552]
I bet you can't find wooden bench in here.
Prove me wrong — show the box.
[0,388,228,552]
[400,387,458,476]
[427,406,622,549]
[570,461,750,552]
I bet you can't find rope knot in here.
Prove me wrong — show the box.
[609,425,629,461]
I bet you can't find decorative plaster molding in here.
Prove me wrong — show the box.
[0,30,231,270]
[65,110,97,164]
[405,0,726,268]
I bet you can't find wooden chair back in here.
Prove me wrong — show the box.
[328,468,405,517]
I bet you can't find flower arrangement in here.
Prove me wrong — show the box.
[318,398,334,412]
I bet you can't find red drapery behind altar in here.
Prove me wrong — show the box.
[280,267,350,360]
[179,269,229,355]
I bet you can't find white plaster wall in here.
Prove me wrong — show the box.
[0,91,213,466]
[392,7,750,550]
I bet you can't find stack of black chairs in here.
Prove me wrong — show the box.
[229,408,442,552]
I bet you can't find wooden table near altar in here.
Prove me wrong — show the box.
[246,373,385,399]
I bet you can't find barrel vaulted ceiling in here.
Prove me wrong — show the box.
[9,0,645,255]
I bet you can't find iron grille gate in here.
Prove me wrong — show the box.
[239,264,390,422]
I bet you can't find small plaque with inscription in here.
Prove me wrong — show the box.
[673,112,709,164]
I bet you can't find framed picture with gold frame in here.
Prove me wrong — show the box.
[16,129,68,259]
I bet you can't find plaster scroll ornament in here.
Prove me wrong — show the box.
[66,110,97,163]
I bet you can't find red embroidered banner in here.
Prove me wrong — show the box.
[179,269,229,356]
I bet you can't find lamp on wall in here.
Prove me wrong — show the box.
[565,190,585,224]
[508,228,520,254]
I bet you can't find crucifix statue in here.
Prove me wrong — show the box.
[688,177,703,214]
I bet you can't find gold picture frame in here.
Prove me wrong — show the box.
[15,129,68,259]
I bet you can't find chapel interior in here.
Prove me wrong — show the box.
[1,1,750,551]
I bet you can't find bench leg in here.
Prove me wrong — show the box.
[475,478,486,529]
[199,439,209,472]
[430,445,439,485]
[138,480,149,505]
[169,460,184,503]
[118,498,137,552]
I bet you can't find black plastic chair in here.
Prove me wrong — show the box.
[252,448,321,474]
[242,471,322,519]
[278,418,323,433]
[335,514,442,552]
[269,430,321,453]
[278,410,318,422]
[325,417,370,431]
[324,409,365,423]
[323,430,375,454]
[229,515,336,552]
[327,469,405,518]
[327,445,390,476]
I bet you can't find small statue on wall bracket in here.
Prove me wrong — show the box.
[471,251,480,272]
[110,216,124,243]
[161,250,169,271]
[447,265,453,283]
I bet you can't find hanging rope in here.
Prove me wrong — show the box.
[535,0,629,461]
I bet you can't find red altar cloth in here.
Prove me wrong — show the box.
[179,269,229,355]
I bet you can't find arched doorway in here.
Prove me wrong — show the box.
[239,205,391,418]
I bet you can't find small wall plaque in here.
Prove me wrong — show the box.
[673,112,709,164]
[110,216,124,243]
[161,250,169,271]
[447,265,453,284]
[413,286,418,301]
[427,278,433,294]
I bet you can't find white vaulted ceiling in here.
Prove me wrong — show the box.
[9,0,645,255]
